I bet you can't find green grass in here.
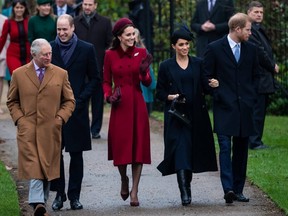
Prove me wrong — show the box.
[0,161,20,215]
[247,115,288,215]
[151,111,288,214]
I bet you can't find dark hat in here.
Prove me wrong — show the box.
[37,0,52,5]
[171,25,195,45]
[112,18,134,36]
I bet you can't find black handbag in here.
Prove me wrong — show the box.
[168,97,192,128]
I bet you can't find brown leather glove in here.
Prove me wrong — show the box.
[139,53,153,76]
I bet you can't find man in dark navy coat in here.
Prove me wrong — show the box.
[203,13,258,204]
[53,0,75,17]
[50,14,100,211]
[191,0,235,57]
[247,1,279,150]
[74,0,112,139]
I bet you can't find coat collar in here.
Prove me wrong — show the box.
[116,46,136,58]
[25,61,55,91]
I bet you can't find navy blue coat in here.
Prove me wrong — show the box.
[51,39,100,152]
[156,56,217,176]
[249,23,276,94]
[203,36,258,137]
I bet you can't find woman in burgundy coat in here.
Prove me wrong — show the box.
[0,0,30,75]
[103,18,152,207]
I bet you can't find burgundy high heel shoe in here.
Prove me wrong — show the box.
[120,176,129,201]
[129,191,140,207]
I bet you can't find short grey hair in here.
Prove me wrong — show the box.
[30,38,51,55]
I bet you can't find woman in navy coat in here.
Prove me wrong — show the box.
[103,18,152,207]
[156,27,218,206]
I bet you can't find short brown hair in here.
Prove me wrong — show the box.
[247,1,263,11]
[228,13,251,31]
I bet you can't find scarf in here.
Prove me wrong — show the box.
[55,33,78,65]
[83,11,96,25]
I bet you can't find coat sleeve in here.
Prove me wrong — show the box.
[78,44,100,104]
[103,50,113,100]
[156,61,170,102]
[202,44,216,94]
[56,70,75,123]
[6,72,24,125]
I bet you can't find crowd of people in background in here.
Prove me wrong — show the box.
[0,0,279,215]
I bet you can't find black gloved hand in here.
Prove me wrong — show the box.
[139,53,153,76]
[107,86,121,104]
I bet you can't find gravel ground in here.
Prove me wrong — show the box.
[0,82,285,216]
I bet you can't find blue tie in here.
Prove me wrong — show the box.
[234,44,240,62]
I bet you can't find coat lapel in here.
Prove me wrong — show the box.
[169,57,184,93]
[25,62,41,88]
[39,65,55,92]
[221,37,238,64]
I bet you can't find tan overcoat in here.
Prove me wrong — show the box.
[7,62,75,181]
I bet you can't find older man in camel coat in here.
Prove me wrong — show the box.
[7,38,75,216]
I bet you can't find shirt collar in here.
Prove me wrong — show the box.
[57,5,67,12]
[227,35,240,49]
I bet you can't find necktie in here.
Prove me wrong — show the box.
[38,68,44,83]
[234,44,240,62]
[59,8,64,16]
[209,0,214,12]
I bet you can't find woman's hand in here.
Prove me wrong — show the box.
[209,78,219,88]
[168,94,179,101]
[139,54,153,76]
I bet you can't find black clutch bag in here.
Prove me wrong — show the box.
[168,97,191,128]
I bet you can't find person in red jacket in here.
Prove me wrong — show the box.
[0,0,30,76]
[103,18,152,207]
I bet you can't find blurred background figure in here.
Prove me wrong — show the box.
[128,0,154,54]
[53,0,75,17]
[28,0,56,43]
[1,0,12,17]
[0,0,30,86]
[74,0,112,139]
[0,13,8,114]
[191,0,235,57]
[246,1,279,150]
[134,28,156,116]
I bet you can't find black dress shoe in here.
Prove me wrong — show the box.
[250,145,268,150]
[34,204,47,216]
[224,191,236,204]
[52,194,67,211]
[235,193,250,202]
[92,133,101,139]
[70,199,83,210]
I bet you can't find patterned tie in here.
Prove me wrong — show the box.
[38,68,44,83]
[234,44,240,62]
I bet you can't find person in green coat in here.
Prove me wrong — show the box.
[28,0,57,43]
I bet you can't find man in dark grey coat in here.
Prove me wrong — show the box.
[191,0,235,57]
[74,0,112,139]
[247,1,279,150]
[50,14,100,211]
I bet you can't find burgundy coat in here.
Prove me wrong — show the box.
[103,46,151,165]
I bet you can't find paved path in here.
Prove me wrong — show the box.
[0,82,284,216]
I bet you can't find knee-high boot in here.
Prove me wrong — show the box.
[177,169,191,206]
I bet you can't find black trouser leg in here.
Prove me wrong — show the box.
[177,169,192,206]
